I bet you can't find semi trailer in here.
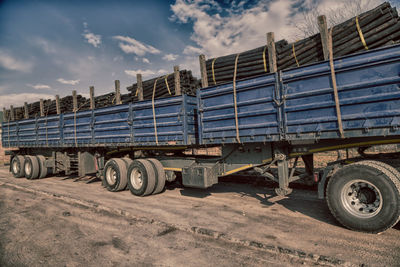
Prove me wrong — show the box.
[2,44,400,234]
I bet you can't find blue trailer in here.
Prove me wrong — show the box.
[2,44,400,233]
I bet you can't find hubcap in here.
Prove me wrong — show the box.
[25,161,32,176]
[12,160,19,174]
[105,166,117,185]
[340,179,382,218]
[130,168,143,190]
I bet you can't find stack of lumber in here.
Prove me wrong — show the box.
[126,69,200,101]
[205,2,399,86]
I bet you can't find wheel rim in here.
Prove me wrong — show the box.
[340,179,383,218]
[12,160,19,174]
[130,168,143,190]
[105,166,117,186]
[25,161,32,176]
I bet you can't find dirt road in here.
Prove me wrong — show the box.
[0,166,399,266]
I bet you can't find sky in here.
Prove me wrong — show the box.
[0,0,398,109]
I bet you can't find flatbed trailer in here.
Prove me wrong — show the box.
[2,44,400,233]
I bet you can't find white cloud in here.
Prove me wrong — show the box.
[82,22,102,48]
[124,69,156,77]
[142,58,150,63]
[0,93,54,109]
[162,53,178,61]
[27,84,51,90]
[57,78,80,85]
[33,38,56,54]
[170,0,383,58]
[113,35,160,56]
[0,50,32,72]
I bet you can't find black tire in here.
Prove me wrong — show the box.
[326,161,400,233]
[24,156,40,180]
[36,155,48,179]
[121,157,133,190]
[147,158,166,195]
[103,158,128,192]
[11,155,25,178]
[127,159,156,196]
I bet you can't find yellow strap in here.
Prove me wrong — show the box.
[152,78,160,145]
[233,53,241,143]
[328,28,345,139]
[292,43,300,67]
[211,58,217,85]
[356,16,368,50]
[164,74,171,95]
[263,46,268,72]
[135,87,139,97]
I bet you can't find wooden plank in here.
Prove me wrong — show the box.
[267,32,277,73]
[90,86,95,110]
[56,95,60,114]
[318,15,330,60]
[10,105,14,121]
[136,74,144,101]
[24,102,29,119]
[40,99,44,117]
[115,80,121,105]
[199,54,208,88]
[174,65,181,95]
[72,90,77,112]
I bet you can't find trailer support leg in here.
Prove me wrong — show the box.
[275,153,293,196]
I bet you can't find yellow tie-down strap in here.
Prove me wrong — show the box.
[356,16,368,50]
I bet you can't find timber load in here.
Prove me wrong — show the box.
[205,2,400,86]
[126,69,200,101]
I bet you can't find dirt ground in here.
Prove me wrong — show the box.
[0,166,399,267]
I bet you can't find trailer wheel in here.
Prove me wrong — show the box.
[103,158,128,192]
[326,161,400,233]
[11,155,25,178]
[120,158,133,190]
[127,159,155,196]
[36,155,48,179]
[147,158,166,194]
[24,156,40,180]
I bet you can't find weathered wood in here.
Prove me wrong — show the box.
[56,95,61,114]
[40,99,44,117]
[3,107,7,121]
[318,15,330,60]
[199,54,208,88]
[10,105,14,121]
[115,80,121,105]
[72,90,78,111]
[174,66,181,95]
[24,102,29,119]
[136,74,144,101]
[267,32,277,73]
[90,86,95,110]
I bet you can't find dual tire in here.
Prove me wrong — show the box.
[327,160,400,233]
[11,155,48,179]
[103,158,165,196]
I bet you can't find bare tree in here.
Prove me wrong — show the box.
[293,0,380,39]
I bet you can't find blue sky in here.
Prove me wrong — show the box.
[0,0,398,108]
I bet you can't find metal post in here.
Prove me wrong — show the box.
[267,32,277,73]
[115,80,121,105]
[72,90,77,112]
[174,65,181,95]
[10,105,14,121]
[199,54,208,88]
[90,86,95,110]
[56,95,61,114]
[136,73,144,101]
[40,99,44,117]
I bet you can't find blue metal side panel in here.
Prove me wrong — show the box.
[17,118,36,146]
[37,115,61,146]
[197,74,280,145]
[281,44,400,140]
[132,95,197,146]
[93,105,130,144]
[63,110,93,145]
[1,121,18,147]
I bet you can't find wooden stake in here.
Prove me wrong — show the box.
[318,15,330,60]
[10,105,14,121]
[90,86,95,109]
[56,95,60,114]
[199,54,208,88]
[72,90,77,112]
[267,32,277,73]
[40,99,44,117]
[136,74,144,101]
[115,80,121,105]
[3,107,7,121]
[24,102,29,119]
[174,66,181,95]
